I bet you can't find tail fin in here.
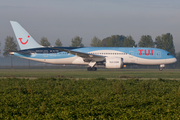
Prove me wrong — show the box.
[10,21,42,50]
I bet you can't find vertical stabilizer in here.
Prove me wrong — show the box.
[10,21,42,50]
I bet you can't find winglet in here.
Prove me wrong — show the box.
[10,21,42,50]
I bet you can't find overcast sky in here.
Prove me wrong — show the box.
[1,0,180,53]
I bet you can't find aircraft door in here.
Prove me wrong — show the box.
[156,51,161,58]
[129,51,134,58]
[43,50,48,57]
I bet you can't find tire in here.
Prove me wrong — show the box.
[95,67,97,71]
[159,67,163,71]
[92,67,97,71]
[87,67,92,71]
[87,67,97,71]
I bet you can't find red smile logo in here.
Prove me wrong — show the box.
[19,35,30,45]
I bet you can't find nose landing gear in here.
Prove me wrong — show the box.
[159,64,165,71]
[159,67,163,71]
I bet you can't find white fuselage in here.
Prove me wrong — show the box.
[18,50,176,66]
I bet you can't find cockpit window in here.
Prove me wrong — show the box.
[167,53,171,55]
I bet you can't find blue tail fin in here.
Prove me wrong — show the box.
[10,21,42,50]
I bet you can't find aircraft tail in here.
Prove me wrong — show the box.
[10,21,42,50]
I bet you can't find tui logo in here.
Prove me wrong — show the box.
[138,49,153,56]
[18,35,30,45]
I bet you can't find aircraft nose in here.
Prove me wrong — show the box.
[174,57,177,63]
[166,57,177,64]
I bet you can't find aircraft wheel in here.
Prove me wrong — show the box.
[87,67,92,71]
[92,67,97,71]
[159,67,163,71]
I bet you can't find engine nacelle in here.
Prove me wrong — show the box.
[105,57,123,69]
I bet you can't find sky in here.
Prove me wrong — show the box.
[1,0,180,54]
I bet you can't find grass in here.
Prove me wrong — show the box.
[0,69,179,79]
[0,77,180,119]
[0,69,180,119]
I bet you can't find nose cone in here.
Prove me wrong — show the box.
[171,57,177,63]
[166,57,177,64]
[174,57,177,63]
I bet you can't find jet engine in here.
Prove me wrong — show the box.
[105,57,123,69]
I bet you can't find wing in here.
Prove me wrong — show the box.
[49,47,105,62]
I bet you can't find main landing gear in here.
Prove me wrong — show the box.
[87,67,97,71]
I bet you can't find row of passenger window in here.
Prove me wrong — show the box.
[48,52,129,55]
[43,52,155,56]
[54,52,128,55]
[89,53,127,55]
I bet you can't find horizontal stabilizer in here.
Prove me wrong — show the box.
[9,51,33,55]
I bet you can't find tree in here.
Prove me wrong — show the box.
[40,37,50,46]
[3,36,17,57]
[155,33,175,56]
[138,35,154,47]
[101,35,126,47]
[0,42,1,54]
[55,38,63,47]
[90,36,102,47]
[70,36,84,47]
[176,52,180,68]
[123,35,136,47]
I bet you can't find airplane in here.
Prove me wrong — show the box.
[9,21,177,71]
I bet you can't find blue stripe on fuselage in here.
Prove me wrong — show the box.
[15,47,175,60]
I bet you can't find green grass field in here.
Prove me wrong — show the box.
[0,69,179,79]
[0,69,180,119]
[1,77,180,119]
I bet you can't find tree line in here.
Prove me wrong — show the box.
[1,33,180,68]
